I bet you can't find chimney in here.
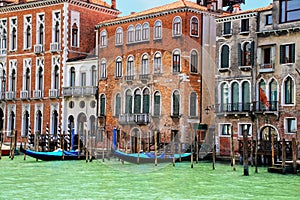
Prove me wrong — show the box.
[111,0,116,9]
[232,3,241,13]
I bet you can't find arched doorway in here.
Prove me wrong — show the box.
[77,113,87,149]
[130,127,141,153]
[260,125,279,165]
[68,115,75,149]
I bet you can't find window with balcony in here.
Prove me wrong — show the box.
[125,89,132,114]
[153,52,162,74]
[24,16,32,50]
[70,67,75,87]
[36,14,44,45]
[231,82,239,111]
[189,92,197,117]
[100,30,107,47]
[259,46,275,71]
[24,68,31,94]
[153,91,161,116]
[242,81,250,111]
[280,43,295,64]
[80,72,86,87]
[220,124,231,136]
[220,82,229,112]
[173,16,182,36]
[283,76,295,105]
[240,18,249,33]
[100,94,106,116]
[172,90,180,117]
[127,25,134,43]
[116,27,123,45]
[143,88,150,113]
[190,17,199,36]
[135,24,141,42]
[190,50,198,73]
[53,65,59,90]
[100,59,107,79]
[52,11,60,43]
[258,80,267,110]
[223,21,231,35]
[142,22,149,41]
[280,0,300,23]
[115,93,121,116]
[285,118,297,133]
[220,44,229,69]
[134,89,141,114]
[154,20,162,39]
[71,23,78,47]
[172,49,180,73]
[37,67,43,91]
[115,57,122,78]
[238,41,254,67]
[140,54,149,79]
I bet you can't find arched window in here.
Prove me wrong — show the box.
[172,90,180,116]
[190,17,199,36]
[25,68,30,91]
[126,56,134,80]
[173,16,182,36]
[12,27,17,50]
[154,52,162,74]
[135,24,141,42]
[9,111,15,132]
[153,91,161,116]
[141,54,149,75]
[269,79,278,110]
[36,110,42,133]
[190,50,198,73]
[100,94,106,116]
[242,82,250,111]
[127,25,134,43]
[100,59,107,79]
[134,89,141,114]
[91,65,97,86]
[25,25,31,49]
[38,67,43,91]
[125,90,132,114]
[258,80,266,110]
[220,83,229,112]
[284,76,294,104]
[154,20,162,39]
[100,30,107,47]
[172,50,180,73]
[143,88,150,113]
[38,24,44,45]
[52,110,58,135]
[231,82,239,111]
[116,27,123,45]
[22,111,29,137]
[11,69,16,92]
[71,23,78,47]
[54,21,59,43]
[54,65,59,90]
[70,67,75,87]
[190,92,197,117]
[115,57,122,78]
[220,45,230,69]
[115,93,121,116]
[142,23,149,40]
[239,41,254,66]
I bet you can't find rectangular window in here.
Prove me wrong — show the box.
[280,43,295,64]
[238,124,252,137]
[220,124,231,136]
[285,118,297,133]
[266,14,272,25]
[241,19,249,33]
[280,0,300,23]
[223,21,231,35]
[81,73,86,86]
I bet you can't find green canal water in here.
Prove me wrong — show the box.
[0,156,299,200]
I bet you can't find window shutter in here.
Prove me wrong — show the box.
[238,43,242,66]
[250,41,255,66]
[221,45,229,68]
[290,44,295,63]
[280,45,285,64]
[143,95,149,113]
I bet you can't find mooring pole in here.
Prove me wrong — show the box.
[282,138,286,173]
[243,129,249,176]
[0,131,3,160]
[231,127,236,171]
[154,131,157,166]
[292,138,297,174]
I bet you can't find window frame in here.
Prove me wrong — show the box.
[115,27,123,45]
[280,0,300,23]
[172,16,182,37]
[284,117,297,134]
[219,123,232,137]
[190,16,199,37]
[154,20,162,40]
[100,30,107,48]
[172,49,181,73]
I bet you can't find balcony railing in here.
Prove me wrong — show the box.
[139,74,150,80]
[50,42,60,52]
[49,89,59,98]
[215,102,251,113]
[259,63,275,73]
[33,90,43,99]
[125,75,135,82]
[253,101,278,112]
[5,91,16,100]
[0,91,5,100]
[62,86,97,97]
[20,90,30,99]
[0,49,7,56]
[34,44,44,54]
[119,113,150,125]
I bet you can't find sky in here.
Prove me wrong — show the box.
[116,0,273,16]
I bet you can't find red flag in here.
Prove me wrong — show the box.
[259,87,270,108]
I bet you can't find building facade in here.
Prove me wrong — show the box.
[95,0,218,153]
[0,0,119,143]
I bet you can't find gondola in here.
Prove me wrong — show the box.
[112,148,192,164]
[19,144,87,161]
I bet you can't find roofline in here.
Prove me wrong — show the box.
[0,0,120,15]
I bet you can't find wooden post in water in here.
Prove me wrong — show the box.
[196,132,198,164]
[78,133,81,159]
[292,138,297,174]
[250,135,254,167]
[282,138,286,173]
[62,131,65,160]
[212,130,216,170]
[171,131,175,167]
[243,129,249,176]
[154,131,157,166]
[85,129,88,163]
[230,128,236,171]
[255,119,259,173]
[191,131,194,169]
[0,131,3,160]
[271,133,275,167]
[23,136,27,160]
[89,130,92,162]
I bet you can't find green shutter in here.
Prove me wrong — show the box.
[280,45,285,64]
[290,44,295,63]
[143,95,150,113]
[134,95,141,114]
[250,41,255,66]
[154,95,160,116]
[238,43,242,66]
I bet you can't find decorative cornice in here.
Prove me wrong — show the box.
[216,12,257,23]
[257,26,300,37]
[0,0,120,16]
[96,7,218,28]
